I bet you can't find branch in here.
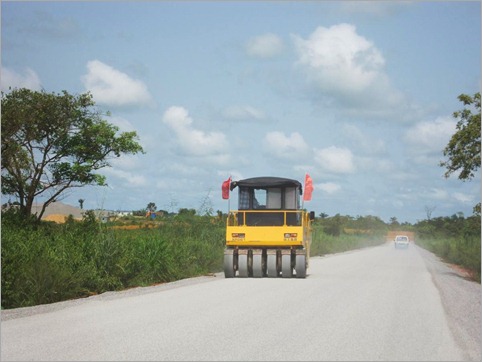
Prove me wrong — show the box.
[36,180,73,221]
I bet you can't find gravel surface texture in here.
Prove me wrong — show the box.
[417,246,481,361]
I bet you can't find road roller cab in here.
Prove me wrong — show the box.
[223,176,314,278]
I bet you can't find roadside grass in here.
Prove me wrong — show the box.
[416,236,481,283]
[2,211,384,309]
[1,210,224,309]
[2,209,479,309]
[310,224,386,256]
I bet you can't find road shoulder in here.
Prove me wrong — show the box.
[417,245,481,361]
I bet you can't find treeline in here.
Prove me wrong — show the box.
[1,209,480,309]
[414,214,480,281]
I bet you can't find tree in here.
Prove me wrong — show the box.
[146,202,157,212]
[78,199,85,209]
[389,217,400,228]
[1,88,144,220]
[440,92,480,214]
[425,205,436,221]
[441,92,481,180]
[319,212,329,219]
[323,213,343,236]
[177,208,196,218]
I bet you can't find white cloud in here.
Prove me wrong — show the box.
[318,182,341,194]
[293,24,384,91]
[1,67,42,91]
[109,116,137,133]
[81,60,152,107]
[223,105,265,121]
[162,106,229,158]
[102,167,148,187]
[246,33,284,58]
[342,124,385,154]
[427,188,449,201]
[110,154,143,170]
[357,156,393,174]
[404,116,457,153]
[314,146,355,174]
[452,192,473,204]
[292,24,403,110]
[264,131,310,159]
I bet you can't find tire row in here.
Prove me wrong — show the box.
[224,248,307,278]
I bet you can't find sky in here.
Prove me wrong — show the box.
[1,1,480,224]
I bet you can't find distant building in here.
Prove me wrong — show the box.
[115,210,133,217]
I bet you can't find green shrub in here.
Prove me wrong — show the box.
[417,236,480,282]
[3,208,479,309]
[310,224,385,256]
[1,211,226,309]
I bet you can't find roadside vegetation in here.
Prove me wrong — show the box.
[1,209,225,309]
[1,89,479,309]
[2,207,479,309]
[414,214,481,282]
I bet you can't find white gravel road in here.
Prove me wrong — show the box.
[1,243,480,361]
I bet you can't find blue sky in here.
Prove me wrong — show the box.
[2,1,480,223]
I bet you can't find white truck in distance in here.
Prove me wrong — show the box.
[394,235,410,249]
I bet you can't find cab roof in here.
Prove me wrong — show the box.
[230,176,302,193]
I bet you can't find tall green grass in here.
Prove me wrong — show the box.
[4,209,477,309]
[414,215,481,282]
[1,211,385,309]
[1,210,224,309]
[310,224,385,256]
[416,236,481,282]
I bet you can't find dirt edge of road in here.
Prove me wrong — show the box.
[1,273,222,322]
[417,245,481,361]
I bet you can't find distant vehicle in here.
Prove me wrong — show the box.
[394,235,410,249]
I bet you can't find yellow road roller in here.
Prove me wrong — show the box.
[222,176,314,278]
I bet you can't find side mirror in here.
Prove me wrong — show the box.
[309,211,315,221]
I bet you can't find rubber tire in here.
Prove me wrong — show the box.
[224,253,235,278]
[252,254,263,278]
[295,254,306,278]
[282,254,292,278]
[267,253,278,278]
[238,254,249,278]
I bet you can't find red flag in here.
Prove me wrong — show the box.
[303,174,313,201]
[222,176,231,199]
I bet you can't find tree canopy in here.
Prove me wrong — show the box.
[146,202,157,212]
[440,92,481,180]
[1,88,144,220]
[440,92,480,214]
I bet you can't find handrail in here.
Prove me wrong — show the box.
[227,210,305,227]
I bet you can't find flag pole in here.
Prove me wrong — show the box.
[228,175,231,214]
[302,173,306,210]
